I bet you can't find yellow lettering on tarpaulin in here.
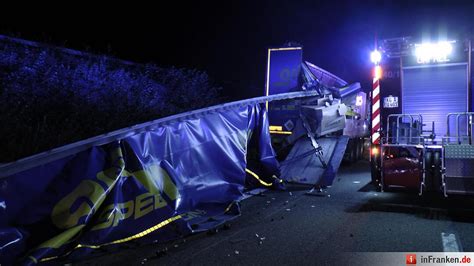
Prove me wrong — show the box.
[51,180,105,229]
[51,150,162,230]
[154,194,167,209]
[134,192,154,219]
[118,200,135,221]
[96,147,125,187]
[43,147,126,250]
[91,203,115,231]
[132,164,179,200]
[92,200,135,230]
[45,148,181,252]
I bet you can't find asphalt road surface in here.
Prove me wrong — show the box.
[76,160,474,265]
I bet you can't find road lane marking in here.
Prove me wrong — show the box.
[441,232,461,252]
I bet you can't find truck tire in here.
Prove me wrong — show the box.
[350,141,357,163]
[424,151,433,191]
[359,138,365,160]
[355,138,362,161]
[433,151,442,192]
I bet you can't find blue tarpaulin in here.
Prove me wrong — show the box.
[0,103,280,264]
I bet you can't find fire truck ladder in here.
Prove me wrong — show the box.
[442,112,474,196]
[381,114,429,195]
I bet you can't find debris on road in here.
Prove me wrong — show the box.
[229,238,246,244]
[207,228,219,235]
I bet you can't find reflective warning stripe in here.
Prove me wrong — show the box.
[372,98,380,114]
[371,76,381,144]
[373,79,380,98]
[371,132,380,143]
[372,113,380,129]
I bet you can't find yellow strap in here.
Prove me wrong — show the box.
[28,256,38,264]
[269,125,283,131]
[245,168,272,187]
[269,130,292,135]
[39,214,182,262]
[224,202,234,213]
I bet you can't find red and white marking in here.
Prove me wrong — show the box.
[371,76,381,144]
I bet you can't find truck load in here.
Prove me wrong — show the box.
[263,46,369,188]
[0,41,369,264]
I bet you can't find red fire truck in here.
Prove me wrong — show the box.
[370,36,474,196]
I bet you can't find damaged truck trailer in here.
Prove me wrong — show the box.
[0,43,368,264]
[264,46,369,188]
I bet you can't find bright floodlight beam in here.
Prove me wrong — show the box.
[414,41,454,63]
[370,50,381,65]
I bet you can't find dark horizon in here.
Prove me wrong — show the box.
[1,0,473,98]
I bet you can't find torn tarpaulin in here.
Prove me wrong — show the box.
[0,103,280,264]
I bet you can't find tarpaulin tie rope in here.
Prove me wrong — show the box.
[36,214,183,263]
[245,168,272,187]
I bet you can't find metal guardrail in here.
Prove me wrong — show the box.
[444,112,474,144]
[442,112,474,196]
[385,114,424,145]
[0,90,320,178]
[381,114,428,195]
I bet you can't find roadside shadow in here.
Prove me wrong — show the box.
[346,191,474,223]
[358,182,378,192]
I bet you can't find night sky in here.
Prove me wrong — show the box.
[1,0,473,99]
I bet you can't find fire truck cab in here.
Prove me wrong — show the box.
[370,37,474,196]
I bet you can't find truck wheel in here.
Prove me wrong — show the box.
[433,151,441,192]
[355,138,362,161]
[424,151,433,191]
[351,143,357,163]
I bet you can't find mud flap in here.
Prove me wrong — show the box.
[280,136,349,186]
